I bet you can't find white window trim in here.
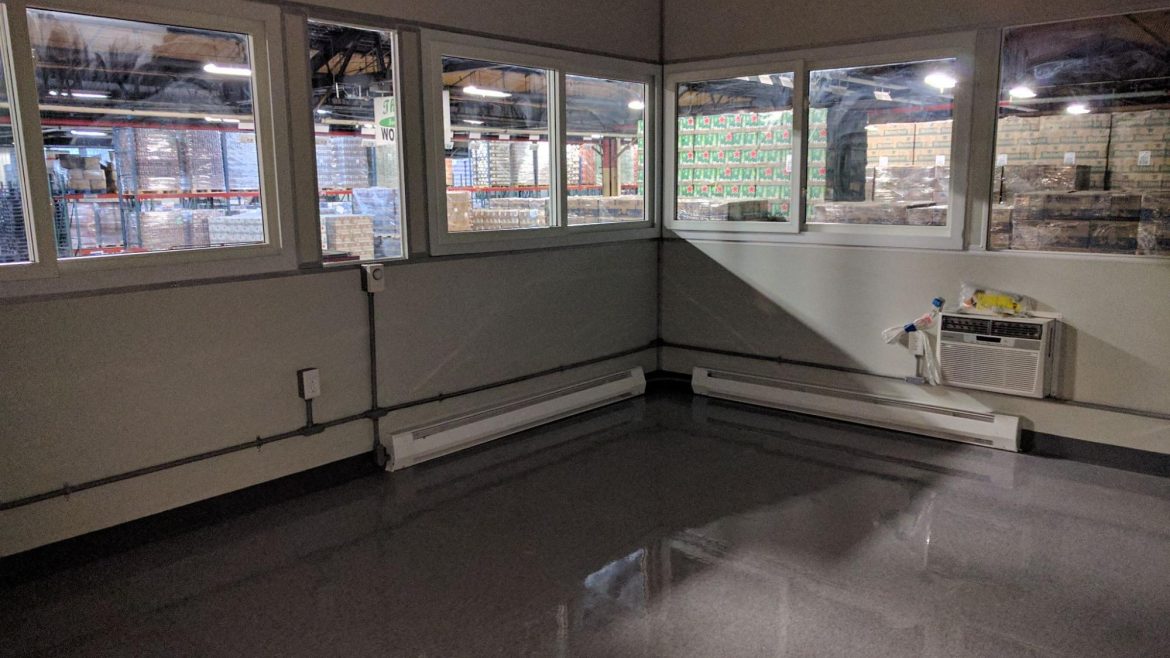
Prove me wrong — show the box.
[420,30,659,256]
[664,32,977,251]
[291,18,409,266]
[0,0,297,296]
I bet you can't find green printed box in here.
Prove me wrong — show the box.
[679,168,692,181]
[727,150,742,164]
[698,115,715,130]
[809,108,829,124]
[713,114,730,128]
[697,151,712,164]
[742,132,757,146]
[742,149,761,164]
[807,184,826,200]
[678,134,693,148]
[711,150,726,164]
[680,151,696,164]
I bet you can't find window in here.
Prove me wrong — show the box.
[807,58,956,229]
[308,21,405,263]
[665,33,973,248]
[29,9,266,258]
[422,32,658,254]
[0,14,30,265]
[442,56,552,233]
[675,73,796,224]
[565,75,647,225]
[992,10,1170,256]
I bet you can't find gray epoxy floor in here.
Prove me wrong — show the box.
[3,392,1170,657]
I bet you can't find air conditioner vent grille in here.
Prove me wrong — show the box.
[940,342,1039,393]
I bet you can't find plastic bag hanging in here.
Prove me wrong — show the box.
[882,297,944,385]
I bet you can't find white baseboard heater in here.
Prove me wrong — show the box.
[386,367,646,470]
[691,367,1021,451]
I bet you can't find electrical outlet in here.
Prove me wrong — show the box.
[361,263,385,293]
[298,368,321,400]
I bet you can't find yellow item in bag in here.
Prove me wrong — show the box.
[958,283,1033,317]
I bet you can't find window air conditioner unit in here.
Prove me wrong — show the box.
[937,313,1060,399]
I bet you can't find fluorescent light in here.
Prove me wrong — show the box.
[204,116,242,124]
[758,75,774,85]
[70,130,107,137]
[873,90,893,101]
[778,75,794,88]
[315,108,332,115]
[590,133,603,139]
[1009,85,1037,99]
[203,63,252,77]
[627,99,646,110]
[464,85,511,98]
[49,90,108,99]
[924,72,957,90]
[1066,103,1090,115]
[464,119,485,125]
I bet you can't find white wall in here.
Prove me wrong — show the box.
[660,0,1170,448]
[0,242,658,556]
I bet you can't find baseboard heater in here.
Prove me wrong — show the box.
[386,367,646,470]
[691,367,1020,451]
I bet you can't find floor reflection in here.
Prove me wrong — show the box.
[2,391,1169,657]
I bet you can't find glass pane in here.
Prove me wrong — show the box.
[676,73,794,222]
[565,75,646,225]
[0,12,31,265]
[442,56,551,233]
[309,22,402,263]
[28,9,265,259]
[993,11,1169,255]
[807,58,957,227]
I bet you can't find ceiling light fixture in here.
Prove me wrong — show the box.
[1009,85,1037,99]
[464,85,511,98]
[590,133,603,139]
[1066,103,1090,115]
[627,99,646,110]
[778,76,794,89]
[49,90,109,99]
[758,75,774,86]
[924,72,957,91]
[873,90,893,101]
[463,119,485,125]
[69,130,107,137]
[203,63,252,77]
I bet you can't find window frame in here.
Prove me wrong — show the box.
[421,30,659,256]
[664,32,977,250]
[981,11,1170,261]
[0,0,297,294]
[295,18,409,266]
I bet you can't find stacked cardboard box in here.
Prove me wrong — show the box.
[487,196,549,227]
[871,166,948,204]
[0,183,27,262]
[989,204,1013,250]
[568,196,600,225]
[180,130,226,191]
[54,154,110,193]
[68,201,124,249]
[1139,193,1170,255]
[207,211,264,245]
[906,205,948,226]
[323,214,375,260]
[114,129,182,192]
[1011,191,1141,221]
[446,191,473,232]
[865,121,952,168]
[1109,111,1170,193]
[224,131,261,190]
[138,209,209,251]
[809,201,910,225]
[599,195,644,222]
[1009,191,1141,253]
[999,164,1090,199]
[676,198,770,222]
